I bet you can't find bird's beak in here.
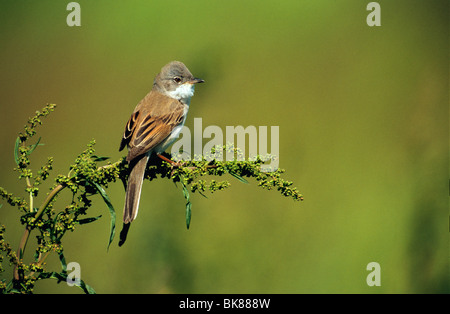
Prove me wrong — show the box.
[189,78,205,84]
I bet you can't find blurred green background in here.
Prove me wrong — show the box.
[0,0,448,293]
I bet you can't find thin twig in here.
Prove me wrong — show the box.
[13,183,66,281]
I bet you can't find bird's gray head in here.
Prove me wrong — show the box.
[153,61,204,103]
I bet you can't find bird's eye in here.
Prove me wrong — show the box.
[173,77,182,83]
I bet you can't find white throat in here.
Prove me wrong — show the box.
[166,83,195,104]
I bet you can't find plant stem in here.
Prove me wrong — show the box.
[13,227,30,280]
[13,183,67,281]
[33,183,65,222]
[28,251,51,278]
[26,177,33,213]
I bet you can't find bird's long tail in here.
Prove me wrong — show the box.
[119,154,149,246]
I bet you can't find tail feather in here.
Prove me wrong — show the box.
[118,222,131,247]
[123,154,150,224]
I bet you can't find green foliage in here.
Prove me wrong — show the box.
[0,104,303,294]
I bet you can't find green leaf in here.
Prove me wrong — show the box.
[27,137,42,155]
[37,271,65,283]
[14,137,20,166]
[54,252,96,294]
[76,215,102,225]
[79,279,96,294]
[92,155,110,162]
[91,181,116,250]
[58,251,67,273]
[37,271,96,294]
[181,183,189,201]
[227,169,249,184]
[181,181,191,229]
[185,201,192,230]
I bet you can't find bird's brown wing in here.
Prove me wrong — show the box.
[120,93,186,162]
[119,111,139,152]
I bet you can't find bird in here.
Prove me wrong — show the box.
[118,61,204,246]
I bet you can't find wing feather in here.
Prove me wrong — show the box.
[119,111,139,151]
[121,93,186,162]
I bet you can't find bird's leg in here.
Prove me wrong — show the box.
[156,153,182,167]
[156,153,186,178]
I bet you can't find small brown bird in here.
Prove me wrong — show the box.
[118,61,204,245]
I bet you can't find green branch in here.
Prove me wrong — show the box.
[0,104,303,294]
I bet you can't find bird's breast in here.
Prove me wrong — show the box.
[154,104,189,153]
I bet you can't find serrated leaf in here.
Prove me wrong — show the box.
[91,181,116,250]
